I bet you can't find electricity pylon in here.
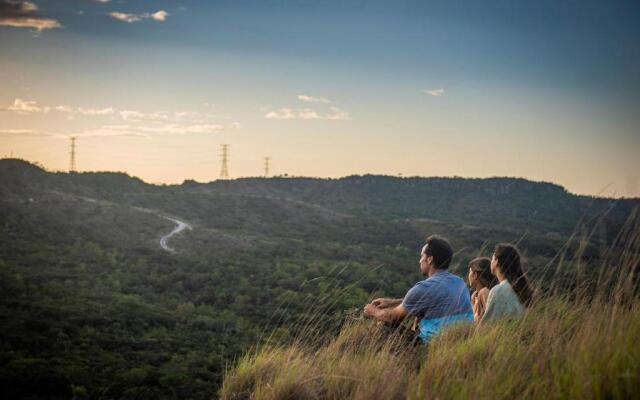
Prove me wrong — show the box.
[264,157,270,178]
[219,144,229,179]
[69,136,77,172]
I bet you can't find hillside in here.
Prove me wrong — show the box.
[0,159,638,399]
[201,175,635,235]
[2,158,636,235]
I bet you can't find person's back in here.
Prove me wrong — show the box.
[481,280,524,321]
[403,270,473,341]
[364,235,473,343]
[481,243,533,322]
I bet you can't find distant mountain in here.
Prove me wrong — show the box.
[2,159,636,237]
[201,175,636,237]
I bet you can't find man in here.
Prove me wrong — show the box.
[363,235,474,342]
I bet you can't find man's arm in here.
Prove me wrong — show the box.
[363,302,408,323]
[371,298,403,309]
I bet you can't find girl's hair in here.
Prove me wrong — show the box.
[494,243,534,306]
[469,257,498,289]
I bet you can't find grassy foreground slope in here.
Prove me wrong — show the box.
[221,218,640,400]
[221,296,639,400]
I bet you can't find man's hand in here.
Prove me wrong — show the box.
[371,298,402,309]
[363,303,378,317]
[363,301,408,323]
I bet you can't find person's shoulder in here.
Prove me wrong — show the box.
[407,276,442,296]
[440,271,467,286]
[408,278,431,292]
[426,272,469,294]
[427,271,455,281]
[492,280,508,290]
[489,281,513,298]
[487,282,503,298]
[421,273,449,289]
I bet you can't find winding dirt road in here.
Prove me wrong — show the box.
[158,216,192,253]
[132,206,192,253]
[47,192,193,253]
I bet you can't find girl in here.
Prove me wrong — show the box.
[468,257,498,321]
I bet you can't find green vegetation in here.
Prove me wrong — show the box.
[221,222,640,399]
[0,159,638,399]
[221,295,640,400]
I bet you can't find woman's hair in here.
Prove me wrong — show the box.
[469,257,498,289]
[494,243,534,306]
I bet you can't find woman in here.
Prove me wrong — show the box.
[468,257,498,321]
[482,243,534,321]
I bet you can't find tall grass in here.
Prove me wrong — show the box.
[220,214,640,400]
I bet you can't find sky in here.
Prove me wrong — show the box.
[1,0,639,197]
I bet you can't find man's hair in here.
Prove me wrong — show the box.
[424,235,453,270]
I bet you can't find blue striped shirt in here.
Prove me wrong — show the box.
[402,271,474,341]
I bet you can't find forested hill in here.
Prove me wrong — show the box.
[204,175,633,233]
[2,159,636,236]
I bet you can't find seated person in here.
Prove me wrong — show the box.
[364,235,474,342]
[482,243,534,321]
[468,257,498,321]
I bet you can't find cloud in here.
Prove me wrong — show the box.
[55,105,74,113]
[150,10,169,21]
[73,125,149,138]
[173,111,201,120]
[2,99,231,139]
[424,88,445,97]
[264,106,351,121]
[53,123,222,139]
[2,98,50,113]
[326,107,351,121]
[108,12,141,23]
[78,107,115,116]
[53,105,115,119]
[265,95,350,121]
[0,126,145,139]
[0,128,48,137]
[54,104,225,128]
[298,108,321,120]
[55,105,76,119]
[119,110,170,122]
[0,0,62,31]
[265,108,296,120]
[109,10,170,23]
[135,123,224,135]
[93,0,110,3]
[297,94,331,104]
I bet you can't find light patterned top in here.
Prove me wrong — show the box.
[481,280,524,321]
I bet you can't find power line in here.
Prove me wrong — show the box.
[219,144,229,179]
[69,136,77,172]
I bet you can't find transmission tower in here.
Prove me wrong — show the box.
[69,136,77,172]
[264,156,270,178]
[219,144,229,179]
